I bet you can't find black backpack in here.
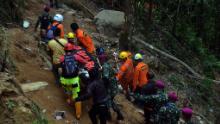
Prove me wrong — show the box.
[61,54,79,78]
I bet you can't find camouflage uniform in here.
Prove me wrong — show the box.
[102,62,124,120]
[102,62,119,97]
[158,102,180,124]
[133,90,168,124]
[133,90,168,111]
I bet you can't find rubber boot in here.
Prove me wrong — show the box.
[75,101,82,120]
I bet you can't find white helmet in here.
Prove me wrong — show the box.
[53,14,63,22]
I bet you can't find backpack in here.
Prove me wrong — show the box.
[40,13,51,29]
[46,23,60,39]
[61,54,79,78]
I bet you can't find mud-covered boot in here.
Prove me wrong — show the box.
[75,101,82,120]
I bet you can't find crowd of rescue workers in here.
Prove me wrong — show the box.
[34,3,194,124]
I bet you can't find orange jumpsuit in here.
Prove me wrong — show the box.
[75,29,95,54]
[48,21,65,38]
[116,58,134,92]
[133,62,149,92]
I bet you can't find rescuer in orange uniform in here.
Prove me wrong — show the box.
[132,53,149,93]
[70,23,95,54]
[116,51,134,100]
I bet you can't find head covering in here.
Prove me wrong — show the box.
[168,91,178,102]
[53,14,63,22]
[182,107,193,120]
[134,53,143,61]
[155,80,165,89]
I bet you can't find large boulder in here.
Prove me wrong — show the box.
[94,10,125,29]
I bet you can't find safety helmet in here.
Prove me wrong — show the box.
[44,5,50,12]
[67,32,75,39]
[168,91,178,102]
[64,43,74,51]
[96,47,105,55]
[119,51,129,59]
[53,14,63,22]
[134,53,143,60]
[155,80,165,89]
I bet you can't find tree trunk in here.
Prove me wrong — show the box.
[119,0,134,51]
[214,0,220,55]
[196,0,205,42]
[148,0,153,22]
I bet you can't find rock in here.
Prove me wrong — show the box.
[56,8,65,14]
[20,81,48,93]
[66,9,77,16]
[60,4,70,10]
[54,111,66,120]
[84,18,93,23]
[13,106,35,124]
[91,32,107,40]
[196,116,205,124]
[94,10,125,29]
[0,73,20,95]
[42,109,47,113]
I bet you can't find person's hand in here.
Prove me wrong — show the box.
[98,66,103,71]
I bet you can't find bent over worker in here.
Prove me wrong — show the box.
[70,23,95,54]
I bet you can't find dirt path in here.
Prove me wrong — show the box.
[7,1,144,124]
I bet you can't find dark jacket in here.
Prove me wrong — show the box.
[133,90,168,111]
[77,79,109,105]
[35,12,52,30]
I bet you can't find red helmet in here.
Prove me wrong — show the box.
[64,43,74,51]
